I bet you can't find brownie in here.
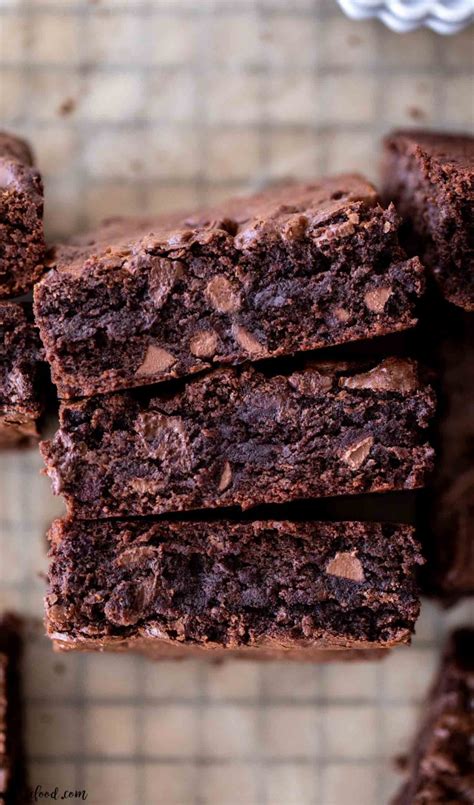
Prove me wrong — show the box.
[41,357,435,518]
[0,302,44,447]
[46,519,422,653]
[382,130,474,311]
[0,616,23,804]
[34,176,425,399]
[394,629,474,804]
[0,131,46,299]
[422,311,474,601]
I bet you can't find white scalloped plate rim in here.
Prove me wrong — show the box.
[337,0,473,32]
[341,0,472,15]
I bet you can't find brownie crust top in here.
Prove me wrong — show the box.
[55,175,380,272]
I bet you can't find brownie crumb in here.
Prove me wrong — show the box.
[0,302,45,447]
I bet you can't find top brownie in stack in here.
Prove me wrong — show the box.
[382,130,473,311]
[0,131,46,299]
[34,176,425,398]
[394,629,474,804]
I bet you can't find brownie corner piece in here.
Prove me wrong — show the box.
[382,129,474,311]
[46,519,422,655]
[394,628,474,805]
[0,130,46,299]
[0,302,45,447]
[34,176,425,398]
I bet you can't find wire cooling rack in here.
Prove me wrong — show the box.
[1,1,473,803]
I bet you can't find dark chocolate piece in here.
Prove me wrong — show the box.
[394,629,474,804]
[46,519,422,652]
[0,131,46,299]
[34,176,425,398]
[382,130,473,311]
[41,358,435,519]
[0,303,44,447]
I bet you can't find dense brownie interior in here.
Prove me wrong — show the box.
[0,131,46,299]
[41,357,435,518]
[47,519,422,650]
[34,176,425,398]
[0,302,44,446]
[394,629,474,804]
[382,130,473,311]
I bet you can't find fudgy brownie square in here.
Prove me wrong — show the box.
[34,176,425,398]
[40,357,436,519]
[0,131,46,299]
[0,303,44,447]
[394,629,474,804]
[46,519,423,653]
[382,130,473,311]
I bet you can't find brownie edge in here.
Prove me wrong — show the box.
[382,129,474,311]
[46,519,423,653]
[0,303,45,447]
[394,629,474,804]
[41,358,436,519]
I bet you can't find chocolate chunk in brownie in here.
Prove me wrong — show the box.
[46,519,422,653]
[0,303,45,447]
[0,616,24,803]
[422,311,474,601]
[0,131,46,299]
[41,357,435,518]
[34,176,425,398]
[394,629,474,804]
[382,130,473,311]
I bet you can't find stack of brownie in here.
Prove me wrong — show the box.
[0,132,46,447]
[33,173,438,660]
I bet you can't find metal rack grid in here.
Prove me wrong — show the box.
[1,1,473,803]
